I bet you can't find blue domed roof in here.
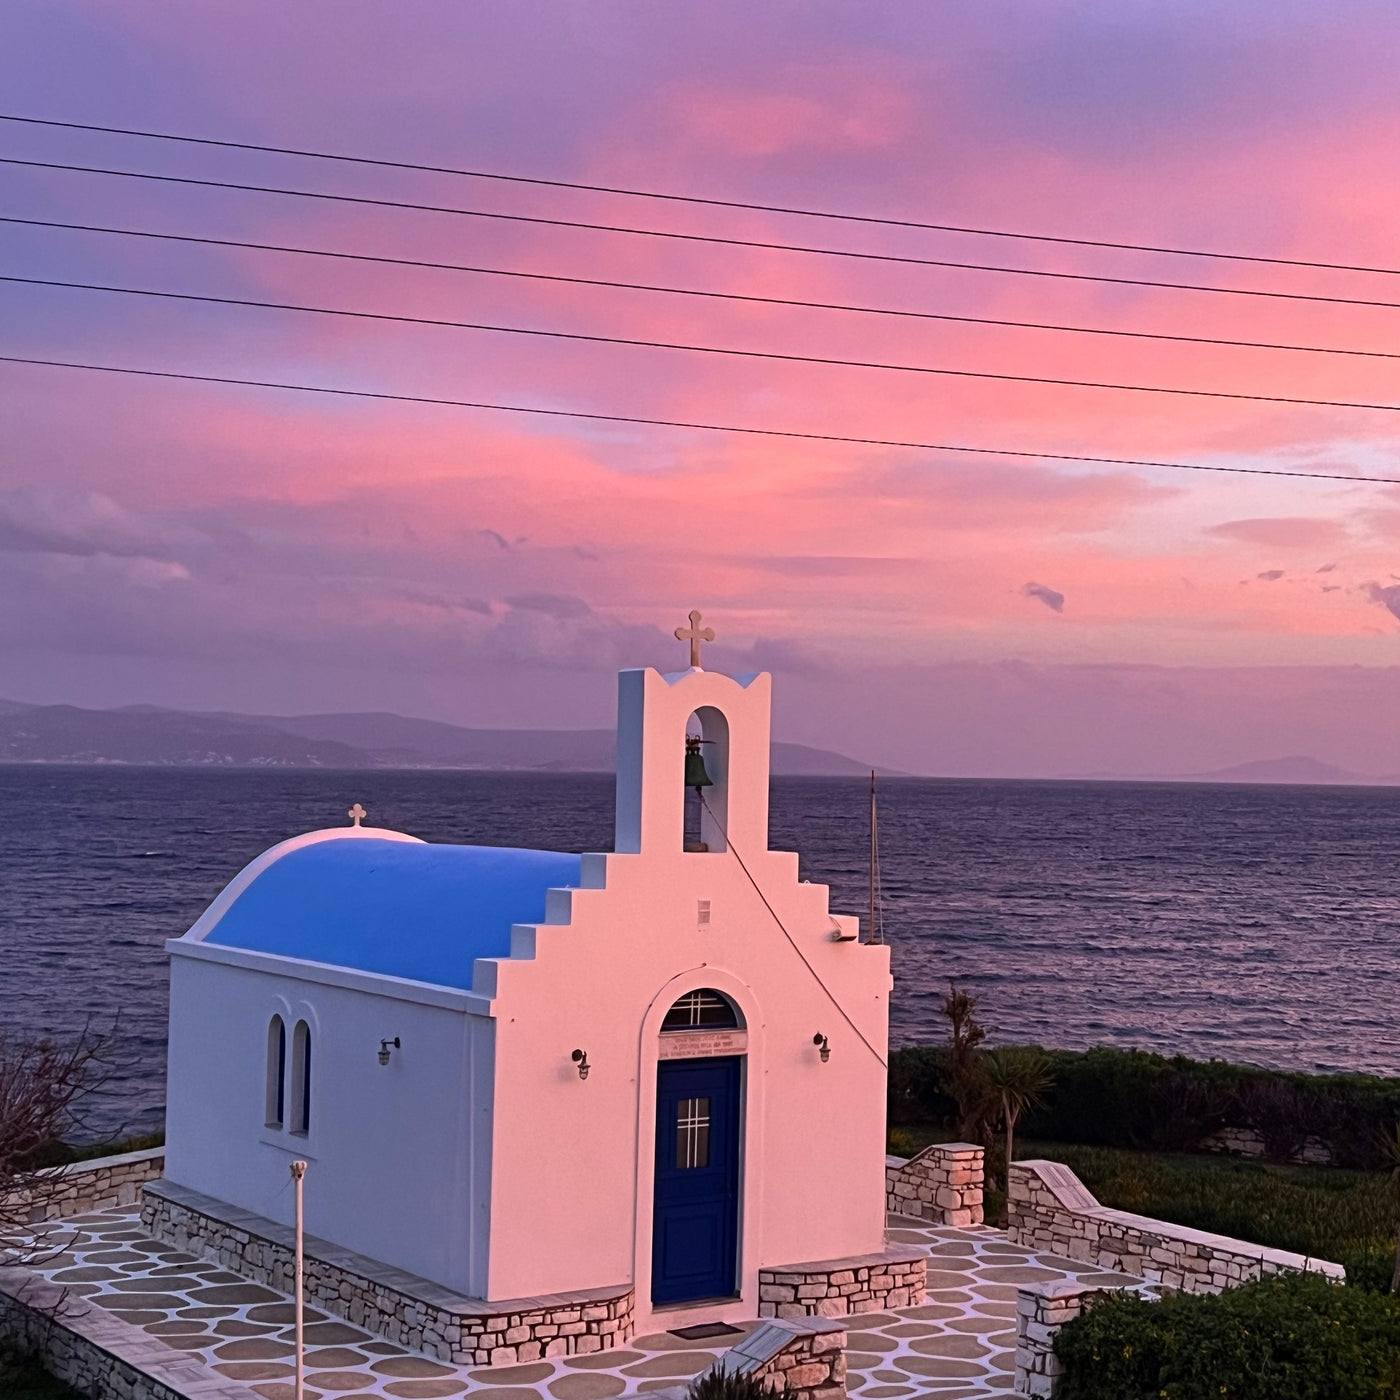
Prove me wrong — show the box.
[200,835,582,990]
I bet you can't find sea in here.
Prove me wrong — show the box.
[3,766,1399,1140]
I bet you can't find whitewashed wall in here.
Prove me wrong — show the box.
[165,665,891,1328]
[165,946,495,1296]
[484,667,891,1332]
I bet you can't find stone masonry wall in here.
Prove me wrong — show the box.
[1197,1126,1332,1166]
[142,1180,632,1366]
[885,1143,984,1225]
[724,1317,846,1400]
[1007,1159,1345,1294]
[7,1148,165,1224]
[1013,1278,1149,1398]
[641,1318,847,1400]
[758,1247,925,1318]
[0,1265,259,1400]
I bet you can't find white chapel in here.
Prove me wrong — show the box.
[162,621,893,1338]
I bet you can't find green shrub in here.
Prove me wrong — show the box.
[887,1045,955,1127]
[1055,1271,1400,1400]
[886,1126,931,1159]
[21,1131,164,1170]
[1344,1247,1400,1294]
[887,1044,1400,1170]
[685,1367,771,1400]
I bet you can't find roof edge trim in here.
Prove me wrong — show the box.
[182,826,425,944]
[169,938,492,1014]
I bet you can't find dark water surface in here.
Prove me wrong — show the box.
[3,767,1398,1137]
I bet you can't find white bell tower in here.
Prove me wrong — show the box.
[614,611,772,858]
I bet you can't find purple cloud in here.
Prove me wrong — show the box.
[1021,582,1065,613]
[1365,583,1400,622]
[0,487,197,561]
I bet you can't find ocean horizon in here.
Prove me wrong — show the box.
[5,765,1399,1139]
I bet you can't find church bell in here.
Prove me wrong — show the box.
[684,735,714,791]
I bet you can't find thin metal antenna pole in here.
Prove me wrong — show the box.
[290,1160,307,1400]
[869,771,878,946]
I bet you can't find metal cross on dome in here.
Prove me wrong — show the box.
[348,802,367,827]
[675,609,715,669]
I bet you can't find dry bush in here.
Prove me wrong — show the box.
[0,1022,122,1266]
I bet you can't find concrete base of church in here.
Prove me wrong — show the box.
[141,1180,634,1365]
[758,1246,926,1318]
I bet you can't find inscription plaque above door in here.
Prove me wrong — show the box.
[658,1030,748,1060]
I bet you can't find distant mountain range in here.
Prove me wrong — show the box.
[1066,755,1399,786]
[0,700,881,775]
[1184,756,1373,785]
[5,700,1394,785]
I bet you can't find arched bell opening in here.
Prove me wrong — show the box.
[682,706,729,852]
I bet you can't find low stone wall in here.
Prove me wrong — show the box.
[885,1142,984,1225]
[10,1147,165,1224]
[0,1265,259,1400]
[143,1179,633,1365]
[1198,1126,1332,1166]
[1007,1159,1345,1293]
[759,1246,925,1318]
[718,1316,846,1400]
[640,1317,846,1400]
[1014,1276,1151,1398]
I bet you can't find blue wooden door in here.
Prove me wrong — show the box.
[651,1056,742,1304]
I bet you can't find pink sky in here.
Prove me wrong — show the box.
[4,1,1400,775]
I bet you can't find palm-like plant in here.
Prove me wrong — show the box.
[984,1048,1053,1205]
[1380,1121,1400,1294]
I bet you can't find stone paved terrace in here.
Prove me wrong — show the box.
[16,1209,1144,1400]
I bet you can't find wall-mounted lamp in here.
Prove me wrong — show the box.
[571,1048,591,1081]
[813,1032,831,1063]
[378,1037,400,1066]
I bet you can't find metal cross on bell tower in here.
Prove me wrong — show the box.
[674,609,716,669]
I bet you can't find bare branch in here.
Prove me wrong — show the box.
[0,1020,124,1266]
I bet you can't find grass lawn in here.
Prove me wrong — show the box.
[889,1126,1398,1285]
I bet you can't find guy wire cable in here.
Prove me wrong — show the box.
[10,156,1400,313]
[3,354,1397,487]
[5,111,1400,278]
[9,273,1400,416]
[6,214,1400,363]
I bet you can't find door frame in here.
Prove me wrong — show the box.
[651,1053,743,1305]
[632,968,764,1333]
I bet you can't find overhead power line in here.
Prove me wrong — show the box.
[12,272,1400,415]
[2,111,1396,279]
[10,156,1400,314]
[2,353,1395,485]
[6,214,1399,363]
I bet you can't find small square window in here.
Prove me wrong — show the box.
[677,1096,711,1169]
[697,900,711,927]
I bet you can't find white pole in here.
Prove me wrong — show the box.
[290,1160,307,1400]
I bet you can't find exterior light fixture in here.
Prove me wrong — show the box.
[378,1037,400,1066]
[813,1032,831,1063]
[571,1048,590,1080]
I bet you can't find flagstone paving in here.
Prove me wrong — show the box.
[23,1210,1139,1400]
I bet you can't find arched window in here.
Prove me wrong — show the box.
[662,988,740,1032]
[265,1016,286,1129]
[290,1020,312,1135]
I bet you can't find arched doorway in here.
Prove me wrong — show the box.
[651,989,744,1305]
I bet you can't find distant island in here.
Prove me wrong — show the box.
[1061,755,1398,786]
[0,699,883,775]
